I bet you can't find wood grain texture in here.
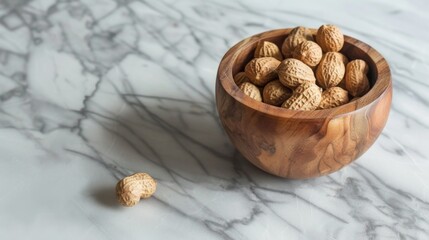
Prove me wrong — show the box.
[216,29,392,179]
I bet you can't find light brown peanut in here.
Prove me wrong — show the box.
[336,52,349,88]
[277,58,316,89]
[318,87,349,109]
[316,52,346,89]
[281,27,314,58]
[254,41,283,61]
[262,80,292,106]
[239,82,262,102]
[316,24,344,52]
[234,72,249,86]
[345,59,370,97]
[292,41,323,67]
[335,52,349,66]
[244,57,280,86]
[116,173,157,207]
[282,82,322,110]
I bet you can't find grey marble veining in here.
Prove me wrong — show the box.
[1,0,429,239]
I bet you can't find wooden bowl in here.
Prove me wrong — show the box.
[216,29,392,179]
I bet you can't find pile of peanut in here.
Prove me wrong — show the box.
[235,24,370,110]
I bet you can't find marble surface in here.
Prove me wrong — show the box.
[1,0,429,239]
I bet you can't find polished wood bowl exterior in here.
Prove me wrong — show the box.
[216,29,392,179]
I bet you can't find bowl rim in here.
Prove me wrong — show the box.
[217,28,392,120]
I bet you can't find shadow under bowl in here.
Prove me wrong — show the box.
[215,28,392,179]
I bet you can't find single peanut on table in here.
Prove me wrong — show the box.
[116,173,157,207]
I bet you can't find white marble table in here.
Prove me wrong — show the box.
[1,0,429,239]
